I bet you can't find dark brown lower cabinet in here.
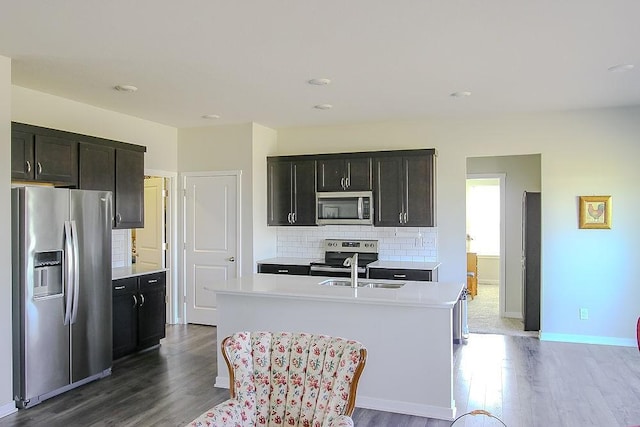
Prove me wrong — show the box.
[257,263,310,275]
[112,272,166,360]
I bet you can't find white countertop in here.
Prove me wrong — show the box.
[257,257,322,266]
[368,260,441,270]
[211,273,463,308]
[112,265,167,280]
[257,257,440,271]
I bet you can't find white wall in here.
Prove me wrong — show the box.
[277,108,640,346]
[476,256,499,285]
[11,86,178,172]
[467,154,541,315]
[178,124,255,277]
[0,55,16,417]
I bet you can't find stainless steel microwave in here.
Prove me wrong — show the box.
[316,191,373,225]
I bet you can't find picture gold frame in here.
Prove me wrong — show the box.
[579,196,611,229]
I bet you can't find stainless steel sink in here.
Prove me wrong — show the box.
[317,279,405,289]
[359,282,405,289]
[317,279,353,287]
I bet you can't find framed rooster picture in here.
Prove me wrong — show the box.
[579,195,611,229]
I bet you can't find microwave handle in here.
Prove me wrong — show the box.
[358,197,363,219]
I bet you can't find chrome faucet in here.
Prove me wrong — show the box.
[343,253,358,288]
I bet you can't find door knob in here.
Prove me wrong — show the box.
[228,257,235,262]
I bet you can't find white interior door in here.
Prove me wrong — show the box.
[136,177,165,269]
[184,172,240,325]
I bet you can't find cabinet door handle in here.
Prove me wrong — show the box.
[132,294,138,307]
[228,257,235,262]
[292,212,296,223]
[115,285,125,290]
[37,162,42,175]
[115,213,122,225]
[393,274,407,278]
[399,212,403,223]
[340,177,345,190]
[139,293,145,307]
[148,279,158,284]
[26,161,31,173]
[287,212,292,224]
[278,269,289,273]
[404,212,408,223]
[345,177,350,188]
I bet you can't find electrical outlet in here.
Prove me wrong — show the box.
[422,235,436,248]
[579,308,589,320]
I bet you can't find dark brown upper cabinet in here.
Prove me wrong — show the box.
[267,157,316,226]
[114,149,144,229]
[373,150,436,227]
[316,156,372,192]
[12,122,146,229]
[79,143,115,193]
[78,143,145,229]
[11,130,35,181]
[11,126,78,186]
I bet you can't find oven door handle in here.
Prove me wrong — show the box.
[310,265,366,274]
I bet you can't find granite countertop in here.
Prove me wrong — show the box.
[256,257,322,266]
[212,273,463,308]
[367,260,441,270]
[112,265,168,280]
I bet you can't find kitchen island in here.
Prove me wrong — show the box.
[212,274,463,420]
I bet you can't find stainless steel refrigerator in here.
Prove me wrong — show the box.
[522,191,541,331]
[12,186,113,409]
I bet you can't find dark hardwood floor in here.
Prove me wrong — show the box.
[1,325,639,426]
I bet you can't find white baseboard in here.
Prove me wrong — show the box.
[478,279,499,286]
[540,333,636,347]
[503,311,522,320]
[357,395,456,421]
[0,401,17,419]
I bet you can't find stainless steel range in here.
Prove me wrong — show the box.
[310,239,378,278]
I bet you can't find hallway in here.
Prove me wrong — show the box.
[467,283,538,337]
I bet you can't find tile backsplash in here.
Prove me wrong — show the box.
[276,226,437,262]
[112,229,132,268]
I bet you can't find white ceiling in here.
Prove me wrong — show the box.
[1,1,639,129]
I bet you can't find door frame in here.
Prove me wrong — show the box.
[466,173,507,317]
[181,170,242,324]
[145,169,179,324]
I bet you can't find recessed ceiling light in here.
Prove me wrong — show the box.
[450,91,471,98]
[308,78,331,86]
[202,114,221,119]
[114,85,138,93]
[607,64,635,73]
[314,104,333,110]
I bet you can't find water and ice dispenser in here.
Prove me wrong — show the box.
[33,251,63,298]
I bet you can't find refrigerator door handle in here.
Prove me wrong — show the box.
[63,221,74,325]
[70,220,80,324]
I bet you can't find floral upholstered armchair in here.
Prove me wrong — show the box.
[187,331,367,427]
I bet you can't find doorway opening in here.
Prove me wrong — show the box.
[466,174,521,335]
[466,155,541,337]
[132,171,179,324]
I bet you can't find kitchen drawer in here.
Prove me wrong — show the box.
[258,264,310,275]
[368,268,432,281]
[138,272,166,290]
[112,277,137,294]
